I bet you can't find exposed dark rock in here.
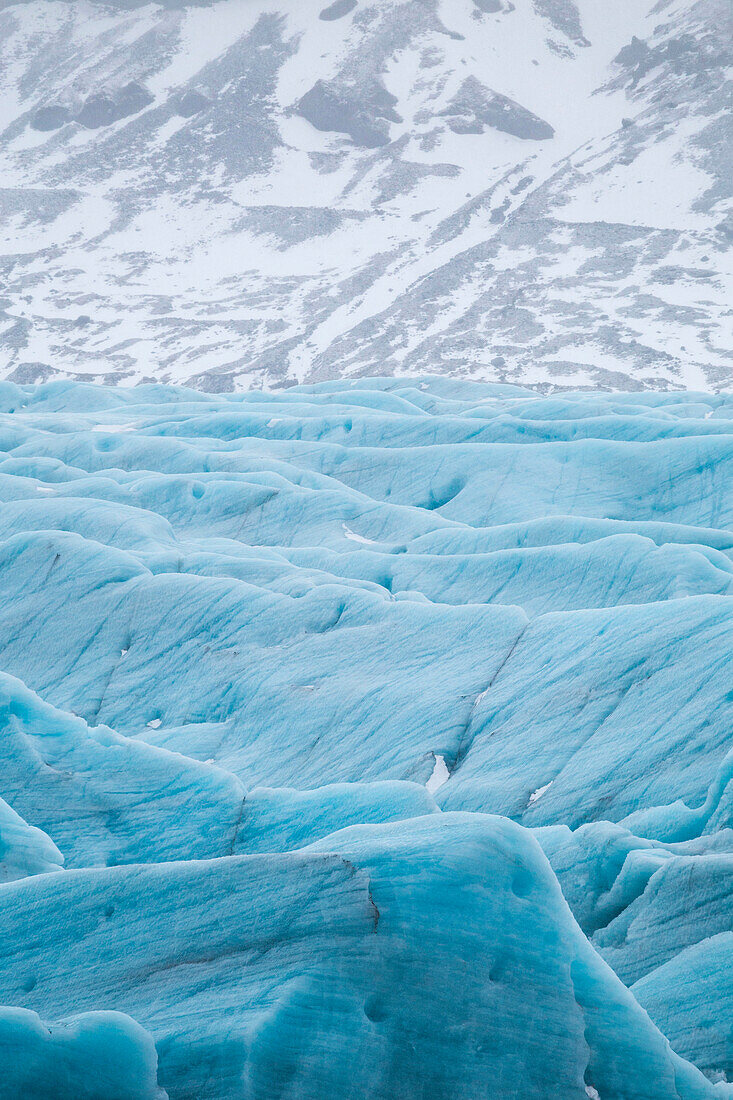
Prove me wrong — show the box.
[238,205,365,247]
[176,90,210,118]
[511,175,534,193]
[614,35,649,68]
[6,362,57,383]
[533,0,589,47]
[441,77,554,140]
[75,82,153,129]
[76,95,116,129]
[295,79,401,148]
[0,318,30,350]
[30,105,71,132]
[319,0,358,20]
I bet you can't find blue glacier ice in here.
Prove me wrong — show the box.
[0,1008,165,1100]
[632,933,733,1084]
[0,796,63,884]
[0,814,725,1100]
[0,378,731,1098]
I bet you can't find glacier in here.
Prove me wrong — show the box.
[0,377,731,1098]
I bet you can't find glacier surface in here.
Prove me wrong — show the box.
[0,377,731,1098]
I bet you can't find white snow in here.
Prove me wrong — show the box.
[426,753,450,795]
[91,424,137,433]
[528,782,552,806]
[558,117,715,232]
[146,2,260,97]
[342,524,378,546]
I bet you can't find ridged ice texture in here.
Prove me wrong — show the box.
[0,377,731,1098]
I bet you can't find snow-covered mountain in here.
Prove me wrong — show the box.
[0,0,731,391]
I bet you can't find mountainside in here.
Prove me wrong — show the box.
[0,0,731,391]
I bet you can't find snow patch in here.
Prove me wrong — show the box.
[342,524,378,545]
[91,424,137,433]
[426,753,450,794]
[529,782,552,806]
